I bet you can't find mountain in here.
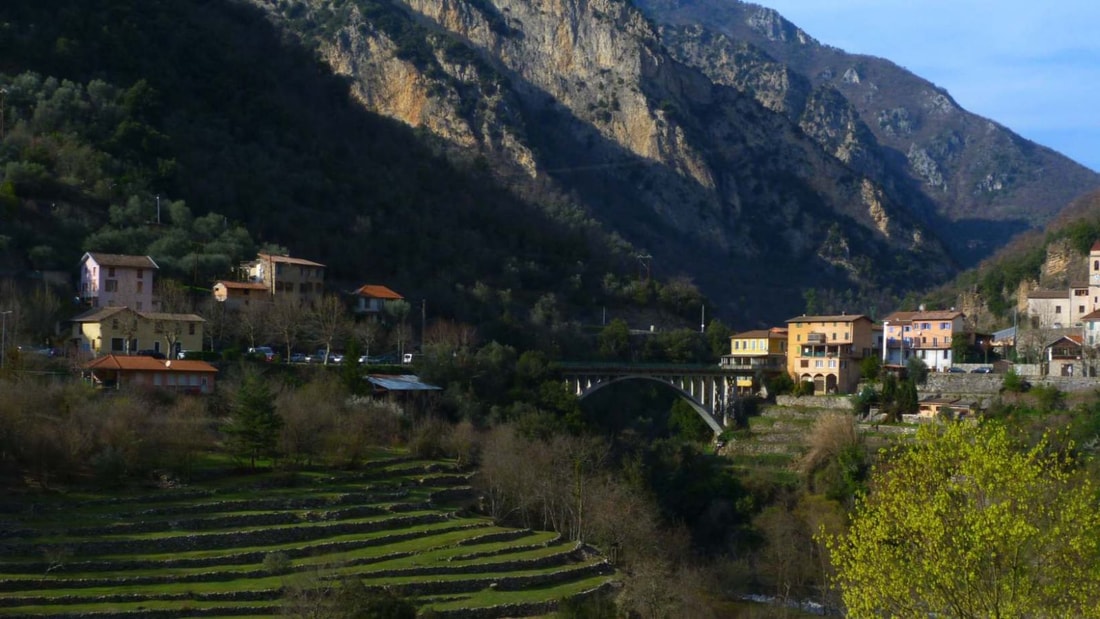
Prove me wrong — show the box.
[0,0,1095,327]
[632,0,1100,265]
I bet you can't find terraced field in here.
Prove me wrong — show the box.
[0,454,615,617]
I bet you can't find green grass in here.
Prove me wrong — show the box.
[0,458,614,617]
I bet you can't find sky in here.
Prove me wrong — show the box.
[751,1,1100,172]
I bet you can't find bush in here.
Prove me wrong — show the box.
[263,551,291,575]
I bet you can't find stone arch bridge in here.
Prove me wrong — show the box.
[559,363,745,435]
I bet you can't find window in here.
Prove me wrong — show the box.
[832,333,837,340]
[188,323,196,335]
[136,281,144,293]
[137,269,144,279]
[940,322,949,330]
[1056,306,1063,314]
[111,338,124,352]
[904,325,911,332]
[922,323,931,330]
[815,360,823,368]
[797,335,801,342]
[800,360,809,368]
[104,279,118,292]
[946,350,951,359]
[108,267,116,277]
[1080,305,1086,314]
[112,318,118,329]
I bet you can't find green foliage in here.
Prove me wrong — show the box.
[905,356,929,384]
[704,319,731,360]
[597,318,630,361]
[1032,383,1067,412]
[667,399,711,443]
[1001,368,1028,393]
[223,372,283,470]
[859,355,881,381]
[765,371,794,396]
[828,422,1100,618]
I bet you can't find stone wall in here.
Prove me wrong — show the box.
[775,395,855,411]
[923,373,1100,395]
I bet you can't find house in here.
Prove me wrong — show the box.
[242,253,325,306]
[69,306,205,358]
[917,396,978,421]
[212,280,270,309]
[785,314,876,395]
[352,284,404,319]
[79,253,158,310]
[882,309,966,371]
[721,328,788,395]
[84,354,217,394]
[1045,335,1087,377]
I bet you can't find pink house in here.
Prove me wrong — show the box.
[79,253,159,310]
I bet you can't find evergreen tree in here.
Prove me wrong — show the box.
[224,372,282,470]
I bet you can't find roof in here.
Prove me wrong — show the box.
[257,253,325,267]
[215,280,269,291]
[70,307,203,323]
[71,306,132,322]
[731,329,783,339]
[992,326,1017,340]
[785,314,869,324]
[1027,289,1069,300]
[1046,335,1083,347]
[366,374,441,392]
[354,284,404,300]
[1082,310,1100,322]
[85,355,218,373]
[141,312,205,323]
[1092,240,1100,252]
[81,253,159,270]
[883,309,965,322]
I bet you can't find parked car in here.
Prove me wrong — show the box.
[970,366,993,374]
[360,353,398,364]
[288,352,307,363]
[137,349,166,360]
[308,349,343,364]
[946,366,966,373]
[248,346,276,362]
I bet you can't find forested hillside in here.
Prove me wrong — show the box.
[0,0,694,342]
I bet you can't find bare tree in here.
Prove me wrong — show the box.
[235,299,272,350]
[269,296,306,361]
[310,295,352,363]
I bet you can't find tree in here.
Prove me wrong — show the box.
[223,372,282,470]
[311,294,352,363]
[828,422,1100,618]
[597,318,630,361]
[859,355,881,381]
[269,295,306,362]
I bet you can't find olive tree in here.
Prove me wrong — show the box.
[827,422,1100,618]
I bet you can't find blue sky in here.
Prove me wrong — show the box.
[752,1,1100,172]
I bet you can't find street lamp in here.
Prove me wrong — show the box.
[0,310,12,370]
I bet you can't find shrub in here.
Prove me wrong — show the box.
[263,551,291,575]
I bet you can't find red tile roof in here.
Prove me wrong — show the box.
[785,314,869,323]
[355,284,404,300]
[85,355,217,373]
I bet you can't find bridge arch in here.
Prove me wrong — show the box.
[573,374,725,435]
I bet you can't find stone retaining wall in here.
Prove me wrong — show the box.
[775,395,855,411]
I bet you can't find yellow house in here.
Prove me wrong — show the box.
[785,314,875,395]
[721,328,788,395]
[70,306,205,358]
[212,280,271,309]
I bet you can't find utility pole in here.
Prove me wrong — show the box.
[0,310,11,370]
[421,299,426,350]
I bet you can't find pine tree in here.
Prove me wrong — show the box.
[224,372,282,470]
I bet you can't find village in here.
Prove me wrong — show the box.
[12,241,1099,423]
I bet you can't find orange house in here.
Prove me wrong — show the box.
[785,314,875,395]
[84,355,218,394]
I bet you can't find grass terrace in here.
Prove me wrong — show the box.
[0,455,615,618]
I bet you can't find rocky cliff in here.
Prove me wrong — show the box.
[634,0,1100,266]
[246,0,1095,322]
